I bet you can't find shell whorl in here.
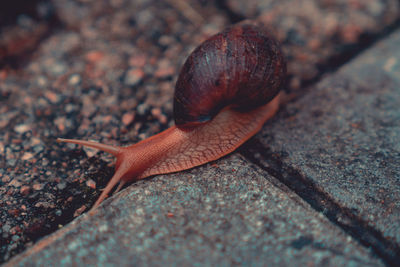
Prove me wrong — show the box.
[173,24,286,128]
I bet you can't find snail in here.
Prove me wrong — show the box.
[57,23,286,211]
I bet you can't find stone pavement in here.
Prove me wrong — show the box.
[2,155,386,266]
[1,0,400,266]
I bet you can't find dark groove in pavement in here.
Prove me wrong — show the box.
[217,0,400,100]
[239,138,400,267]
[296,17,400,97]
[215,0,246,23]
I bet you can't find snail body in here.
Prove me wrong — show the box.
[58,24,286,211]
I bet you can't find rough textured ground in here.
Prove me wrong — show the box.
[0,0,400,265]
[246,27,400,264]
[4,155,385,266]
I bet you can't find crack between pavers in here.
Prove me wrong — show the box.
[217,2,400,101]
[239,138,400,267]
[301,17,400,91]
[278,17,400,108]
[214,0,246,23]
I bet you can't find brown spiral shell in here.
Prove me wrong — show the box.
[173,24,286,128]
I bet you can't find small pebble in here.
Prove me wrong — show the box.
[14,124,30,134]
[124,68,145,86]
[45,91,61,104]
[159,114,168,124]
[41,158,49,166]
[9,179,22,188]
[54,116,67,132]
[36,76,48,86]
[65,104,78,113]
[57,182,67,190]
[35,202,52,209]
[33,145,44,153]
[21,152,34,161]
[30,137,41,146]
[122,112,135,126]
[129,54,147,67]
[83,146,98,158]
[2,224,11,233]
[20,186,31,196]
[136,103,148,115]
[151,108,161,117]
[2,175,11,183]
[159,35,174,46]
[86,179,96,189]
[86,51,104,63]
[68,74,81,86]
[50,62,67,75]
[154,59,175,78]
[7,158,17,167]
[33,183,44,191]
[151,108,168,124]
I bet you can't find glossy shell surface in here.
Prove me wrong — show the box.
[173,24,286,127]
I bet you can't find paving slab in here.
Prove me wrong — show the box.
[246,28,400,262]
[5,154,384,266]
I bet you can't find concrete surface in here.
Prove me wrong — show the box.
[4,155,384,266]
[251,28,400,263]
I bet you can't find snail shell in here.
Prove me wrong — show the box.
[174,24,286,127]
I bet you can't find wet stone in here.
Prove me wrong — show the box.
[6,155,383,266]
[64,104,78,114]
[68,74,81,86]
[56,182,67,191]
[255,29,400,247]
[121,112,135,126]
[6,159,17,167]
[123,67,145,87]
[19,186,30,196]
[14,124,30,134]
